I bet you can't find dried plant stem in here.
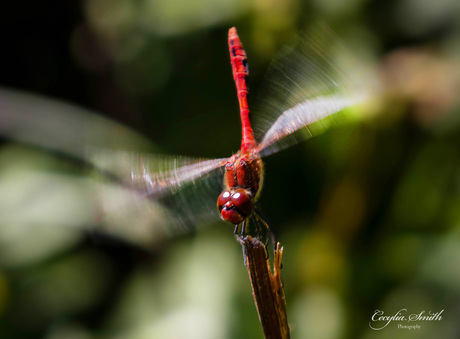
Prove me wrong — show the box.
[239,236,290,339]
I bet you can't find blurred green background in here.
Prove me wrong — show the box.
[1,0,459,338]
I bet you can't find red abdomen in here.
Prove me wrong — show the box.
[228,27,257,154]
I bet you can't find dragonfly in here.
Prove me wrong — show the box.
[0,26,371,248]
[92,26,369,243]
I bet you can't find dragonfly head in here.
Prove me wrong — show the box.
[217,188,253,224]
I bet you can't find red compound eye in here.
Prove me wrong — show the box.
[230,189,252,217]
[217,191,232,210]
[217,189,253,224]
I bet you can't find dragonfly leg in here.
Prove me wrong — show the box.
[234,224,239,235]
[240,220,247,237]
[254,206,277,251]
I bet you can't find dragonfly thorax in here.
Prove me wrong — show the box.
[224,152,263,196]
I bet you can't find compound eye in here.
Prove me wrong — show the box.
[217,189,253,224]
[231,189,252,218]
[217,191,232,211]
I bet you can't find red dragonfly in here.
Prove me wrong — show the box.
[92,26,369,243]
[0,26,370,247]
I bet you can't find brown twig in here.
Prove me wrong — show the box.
[239,236,290,339]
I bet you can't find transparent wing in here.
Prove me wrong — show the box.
[89,149,227,197]
[89,149,228,239]
[0,87,153,158]
[253,24,376,157]
[0,88,228,248]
